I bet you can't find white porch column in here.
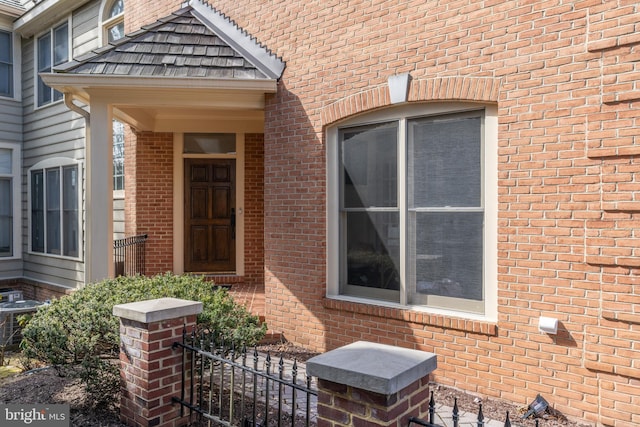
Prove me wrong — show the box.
[85,95,114,283]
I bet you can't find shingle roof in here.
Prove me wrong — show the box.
[56,4,284,80]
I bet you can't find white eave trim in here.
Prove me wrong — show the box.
[40,73,278,93]
[14,0,91,36]
[0,4,24,17]
[189,0,285,80]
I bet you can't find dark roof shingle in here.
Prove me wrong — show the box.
[56,5,279,81]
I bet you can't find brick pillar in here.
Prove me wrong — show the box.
[307,341,437,427]
[113,298,203,427]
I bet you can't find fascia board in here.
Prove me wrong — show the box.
[189,0,285,80]
[0,4,24,17]
[40,73,278,93]
[14,0,91,36]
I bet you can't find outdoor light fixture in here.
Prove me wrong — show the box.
[538,316,558,334]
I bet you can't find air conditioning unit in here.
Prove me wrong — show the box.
[0,300,44,347]
[0,289,23,303]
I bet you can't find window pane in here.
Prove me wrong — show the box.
[410,212,483,301]
[53,23,68,66]
[0,178,11,256]
[0,31,12,98]
[37,33,51,72]
[184,133,236,154]
[46,169,61,255]
[113,120,125,190]
[109,0,124,17]
[63,166,79,257]
[409,114,481,208]
[0,64,12,97]
[37,33,52,106]
[31,171,45,252]
[341,123,397,208]
[0,148,11,174]
[343,211,400,291]
[0,31,11,63]
[108,22,125,43]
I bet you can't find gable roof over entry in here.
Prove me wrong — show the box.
[41,0,285,132]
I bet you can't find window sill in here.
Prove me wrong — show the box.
[322,296,498,336]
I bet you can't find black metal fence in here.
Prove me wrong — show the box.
[172,330,317,427]
[408,391,543,427]
[113,234,148,276]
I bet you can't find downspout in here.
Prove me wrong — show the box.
[64,93,90,125]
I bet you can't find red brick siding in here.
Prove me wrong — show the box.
[115,0,640,424]
[124,0,179,33]
[127,131,174,275]
[208,1,640,425]
[242,134,266,314]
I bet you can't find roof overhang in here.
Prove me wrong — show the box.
[0,3,24,18]
[41,73,277,132]
[14,0,91,37]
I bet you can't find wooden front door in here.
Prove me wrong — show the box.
[184,159,236,273]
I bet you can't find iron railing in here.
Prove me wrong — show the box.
[172,330,317,427]
[408,391,543,427]
[113,234,148,276]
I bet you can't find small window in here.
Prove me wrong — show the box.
[30,159,81,258]
[36,22,69,107]
[0,30,13,98]
[328,105,497,317]
[113,120,125,191]
[0,145,21,258]
[102,0,125,44]
[184,133,236,154]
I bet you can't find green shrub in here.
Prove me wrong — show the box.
[20,273,266,407]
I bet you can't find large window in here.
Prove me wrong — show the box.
[30,159,81,258]
[0,145,20,258]
[102,0,124,43]
[0,30,13,98]
[36,22,69,107]
[328,105,497,317]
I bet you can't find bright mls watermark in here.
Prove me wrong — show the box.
[1,404,69,426]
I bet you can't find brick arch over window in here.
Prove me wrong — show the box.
[321,76,501,126]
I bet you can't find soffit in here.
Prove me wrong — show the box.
[0,0,24,18]
[14,0,91,36]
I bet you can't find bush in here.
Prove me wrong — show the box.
[20,273,266,407]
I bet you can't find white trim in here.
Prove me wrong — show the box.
[41,73,278,92]
[173,132,246,276]
[27,157,83,261]
[98,0,124,46]
[34,17,71,110]
[326,102,498,322]
[0,143,21,260]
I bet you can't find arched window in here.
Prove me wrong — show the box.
[102,0,124,43]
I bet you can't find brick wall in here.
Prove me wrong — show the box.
[127,131,175,275]
[205,1,640,426]
[124,0,181,33]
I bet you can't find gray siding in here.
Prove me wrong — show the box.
[0,97,23,278]
[19,1,101,289]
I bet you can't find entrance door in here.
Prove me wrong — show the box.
[184,159,236,273]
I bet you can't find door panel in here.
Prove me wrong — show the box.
[185,159,236,272]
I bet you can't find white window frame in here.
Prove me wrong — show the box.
[0,143,21,259]
[327,103,498,321]
[28,157,83,261]
[34,18,70,108]
[100,0,125,45]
